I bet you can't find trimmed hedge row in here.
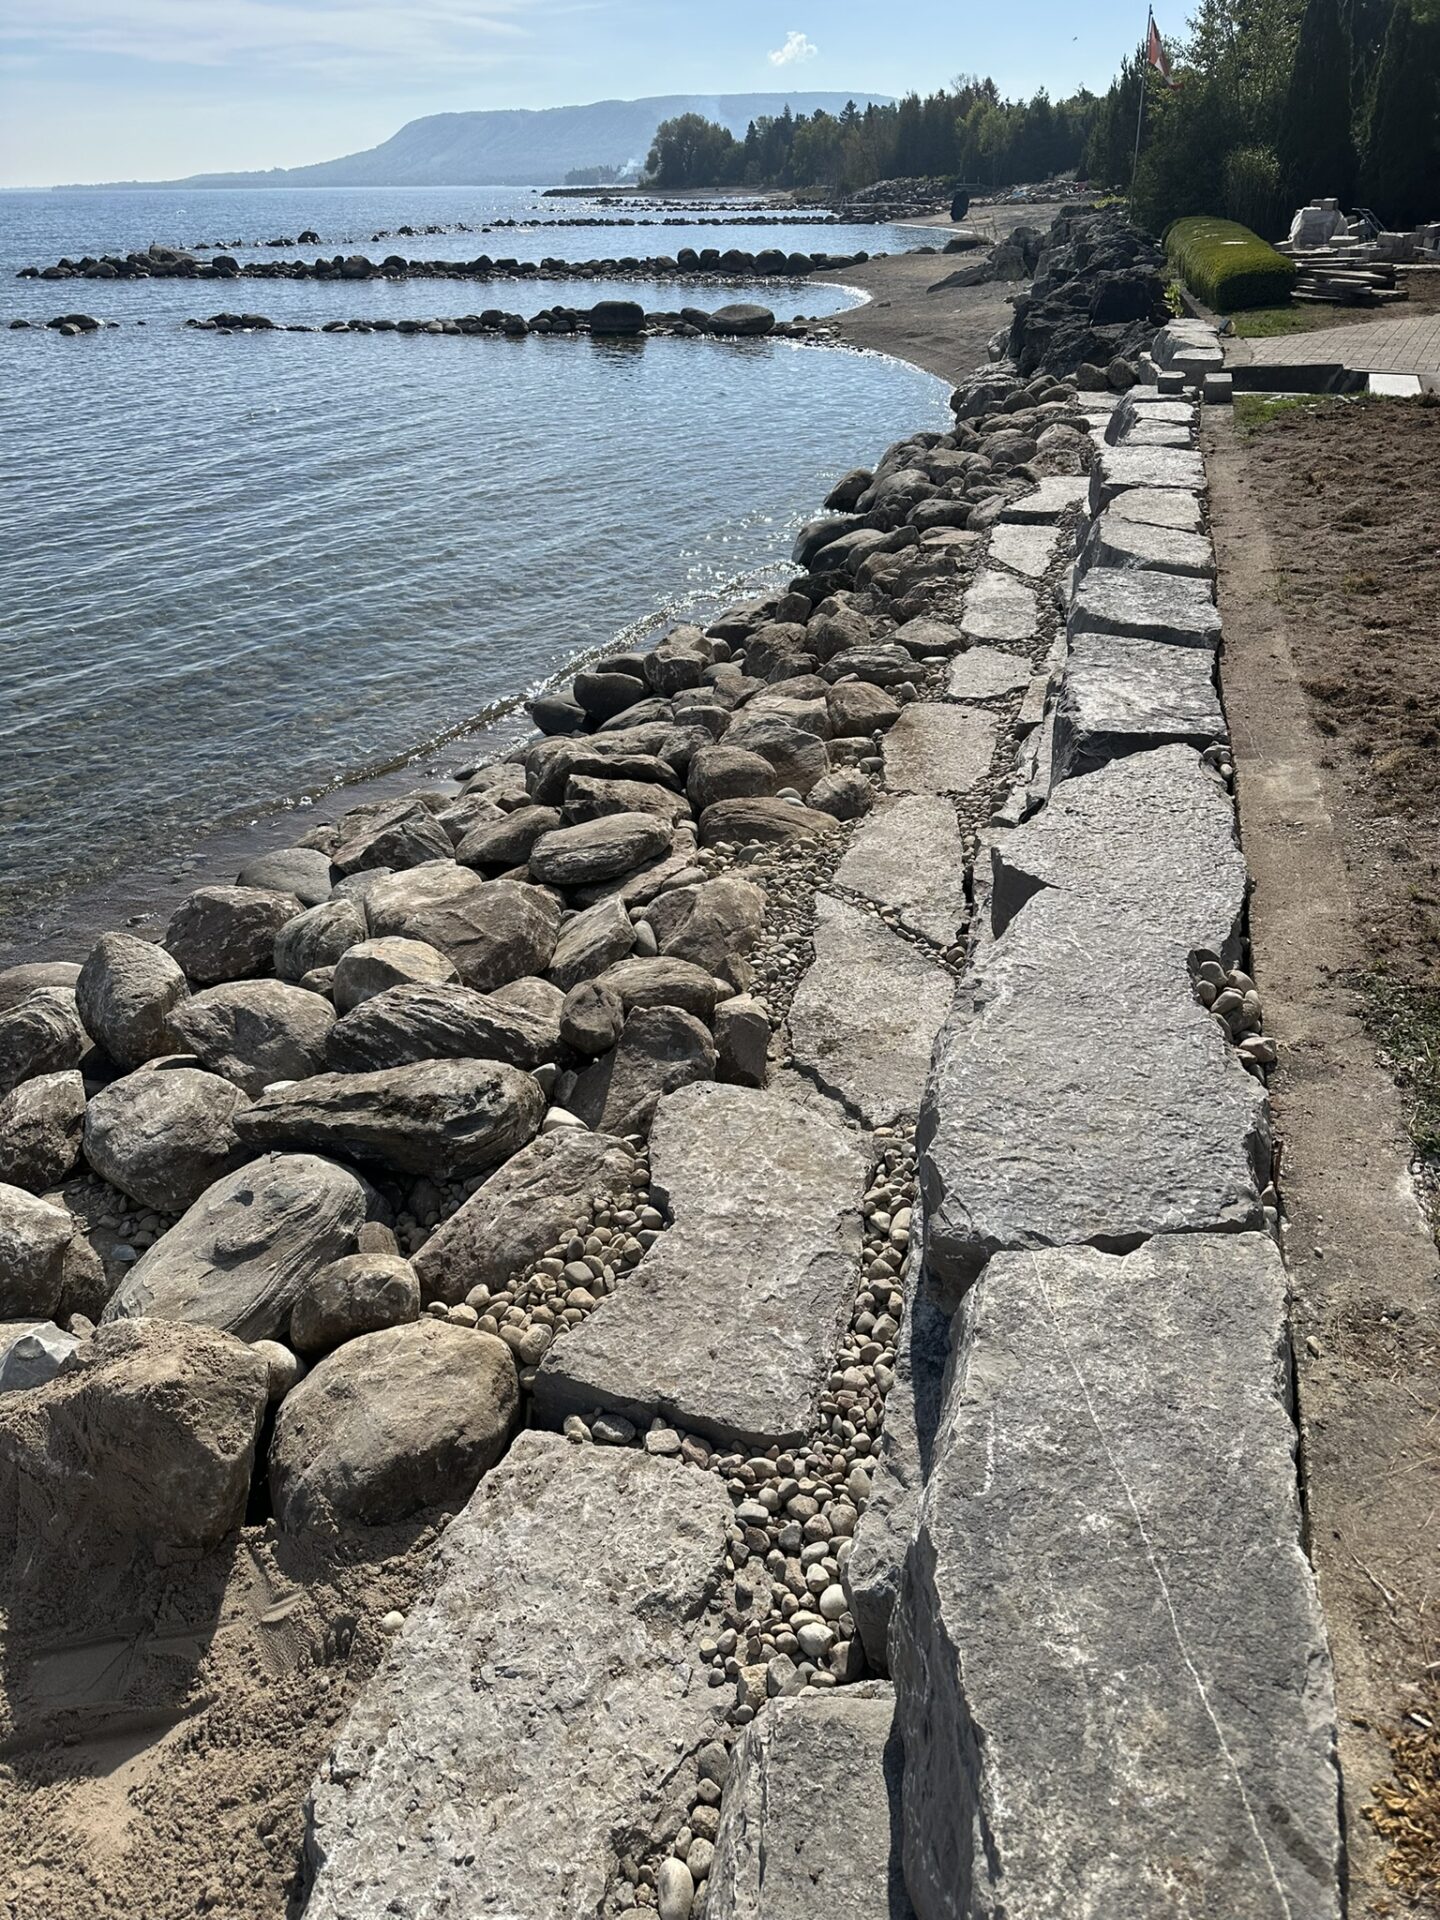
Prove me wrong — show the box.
[1165,215,1298,313]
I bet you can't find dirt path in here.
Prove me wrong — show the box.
[1206,404,1440,1912]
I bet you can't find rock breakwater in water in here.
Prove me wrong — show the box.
[0,205,1344,1920]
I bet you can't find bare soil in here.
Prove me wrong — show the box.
[1206,396,1440,1914]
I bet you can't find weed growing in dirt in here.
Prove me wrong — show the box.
[1366,1671,1440,1910]
[1368,978,1440,1155]
[1233,393,1345,433]
[1232,304,1352,338]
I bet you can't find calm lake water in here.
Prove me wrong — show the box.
[0,186,946,930]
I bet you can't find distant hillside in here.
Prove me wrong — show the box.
[89,95,892,190]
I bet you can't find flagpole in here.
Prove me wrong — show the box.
[1131,8,1152,190]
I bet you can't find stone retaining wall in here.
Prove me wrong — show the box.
[0,208,1346,1917]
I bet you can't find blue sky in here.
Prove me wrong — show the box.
[0,0,1150,188]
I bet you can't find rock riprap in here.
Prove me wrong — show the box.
[302,1433,732,1919]
[83,1066,251,1213]
[892,1234,1342,1920]
[535,1080,867,1447]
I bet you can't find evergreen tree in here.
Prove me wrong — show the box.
[1278,0,1357,201]
[1359,0,1440,223]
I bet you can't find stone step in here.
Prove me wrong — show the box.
[302,1432,733,1918]
[998,476,1090,523]
[1079,511,1216,580]
[958,571,1041,645]
[533,1079,868,1448]
[893,1233,1342,1920]
[834,795,968,951]
[918,887,1269,1296]
[707,1682,916,1919]
[988,744,1246,960]
[1053,632,1226,779]
[1090,443,1206,513]
[788,898,954,1129]
[881,703,999,796]
[1071,567,1221,649]
[986,521,1061,579]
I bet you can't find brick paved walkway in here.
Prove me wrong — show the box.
[1243,312,1440,374]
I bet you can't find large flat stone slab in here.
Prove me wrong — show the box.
[1071,566,1220,648]
[945,646,1031,702]
[1053,632,1226,779]
[835,796,967,950]
[843,1273,954,1673]
[1081,511,1215,579]
[533,1079,866,1448]
[918,888,1269,1294]
[893,1233,1342,1920]
[989,744,1246,959]
[987,521,1060,579]
[707,1683,915,1920]
[999,476,1089,523]
[304,1433,731,1919]
[1090,443,1205,513]
[959,571,1040,645]
[1106,484,1205,533]
[882,704,998,796]
[789,898,953,1127]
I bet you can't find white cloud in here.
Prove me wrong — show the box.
[768,29,816,67]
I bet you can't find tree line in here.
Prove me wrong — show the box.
[642,82,1099,194]
[1086,0,1440,234]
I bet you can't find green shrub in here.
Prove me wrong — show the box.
[1222,147,1290,243]
[1165,214,1298,312]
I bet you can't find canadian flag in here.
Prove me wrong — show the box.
[1147,12,1178,84]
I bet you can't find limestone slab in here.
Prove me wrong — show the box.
[986,521,1060,579]
[1089,443,1205,512]
[834,796,967,950]
[1071,566,1220,648]
[998,476,1089,523]
[843,1272,954,1673]
[1053,632,1226,778]
[789,898,953,1128]
[893,1233,1341,1920]
[945,646,1031,701]
[533,1080,867,1448]
[1122,420,1196,447]
[882,704,998,796]
[1105,484,1205,533]
[959,571,1040,645]
[990,743,1246,959]
[707,1683,915,1920]
[303,1433,732,1919]
[1081,511,1215,579]
[918,888,1269,1294]
[1106,398,1198,442]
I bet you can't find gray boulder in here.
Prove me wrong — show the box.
[722,715,829,795]
[288,1251,420,1356]
[455,805,562,871]
[0,961,81,1017]
[825,680,900,737]
[595,955,721,1022]
[560,980,625,1055]
[412,1127,636,1304]
[645,875,765,979]
[0,1320,269,1567]
[76,932,188,1070]
[331,798,453,875]
[709,303,775,336]
[235,1059,544,1179]
[169,979,336,1096]
[164,884,304,985]
[698,798,836,848]
[331,935,458,1013]
[325,980,560,1073]
[273,896,367,982]
[0,1183,81,1318]
[0,1320,79,1393]
[0,1070,86,1191]
[269,1319,518,1531]
[0,988,88,1098]
[384,878,561,992]
[808,769,874,820]
[569,1006,716,1137]
[102,1152,369,1342]
[687,745,779,812]
[546,895,636,991]
[362,860,481,935]
[83,1066,250,1214]
[237,844,336,905]
[562,773,689,828]
[528,813,672,888]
